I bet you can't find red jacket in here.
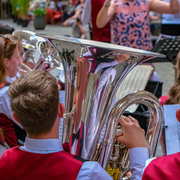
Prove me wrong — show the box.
[0,147,83,180]
[142,152,180,180]
[0,113,18,147]
[0,83,18,147]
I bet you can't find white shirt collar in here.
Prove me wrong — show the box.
[21,137,64,154]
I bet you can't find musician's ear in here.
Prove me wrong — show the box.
[13,113,20,123]
[58,103,65,118]
[4,58,10,68]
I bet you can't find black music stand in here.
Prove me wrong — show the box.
[145,80,163,98]
[147,34,180,64]
[123,79,163,133]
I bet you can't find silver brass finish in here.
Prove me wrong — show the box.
[34,34,165,178]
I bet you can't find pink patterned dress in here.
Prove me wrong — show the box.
[111,0,152,50]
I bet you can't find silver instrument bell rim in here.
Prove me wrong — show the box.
[13,30,45,51]
[35,33,166,58]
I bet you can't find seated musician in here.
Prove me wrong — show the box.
[117,115,180,180]
[159,51,180,157]
[0,70,112,179]
[0,34,26,155]
[160,51,180,105]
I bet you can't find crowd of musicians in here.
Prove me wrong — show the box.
[0,0,180,179]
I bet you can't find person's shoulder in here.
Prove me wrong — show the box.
[0,85,9,97]
[0,86,9,104]
[0,146,19,159]
[143,152,180,179]
[148,152,180,167]
[157,152,180,161]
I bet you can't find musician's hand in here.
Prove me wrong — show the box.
[116,115,147,149]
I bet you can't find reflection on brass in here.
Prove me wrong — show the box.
[13,30,63,75]
[26,33,164,179]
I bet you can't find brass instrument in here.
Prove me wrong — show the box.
[13,30,43,72]
[13,30,64,83]
[37,33,165,179]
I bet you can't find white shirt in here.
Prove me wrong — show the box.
[129,147,149,180]
[0,75,22,128]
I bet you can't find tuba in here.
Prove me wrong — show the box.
[36,34,164,179]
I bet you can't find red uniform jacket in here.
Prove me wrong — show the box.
[0,147,83,180]
[142,152,180,180]
[0,83,18,147]
[0,113,18,147]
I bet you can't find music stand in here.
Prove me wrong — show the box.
[123,79,163,133]
[147,34,180,64]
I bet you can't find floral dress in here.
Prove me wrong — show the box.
[111,0,152,50]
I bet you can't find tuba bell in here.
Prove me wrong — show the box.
[36,34,164,179]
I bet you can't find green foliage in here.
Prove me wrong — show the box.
[20,0,30,15]
[13,0,30,15]
[10,0,18,15]
[33,8,46,16]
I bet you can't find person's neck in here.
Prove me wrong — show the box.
[28,117,60,139]
[28,128,59,139]
[28,131,59,139]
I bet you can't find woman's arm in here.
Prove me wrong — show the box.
[149,0,179,14]
[96,0,115,28]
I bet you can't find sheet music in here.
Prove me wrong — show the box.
[116,65,153,112]
[164,104,180,155]
[59,90,65,140]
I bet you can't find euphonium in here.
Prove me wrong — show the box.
[36,34,164,179]
[12,30,44,72]
[13,30,64,81]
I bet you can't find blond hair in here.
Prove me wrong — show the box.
[9,70,59,136]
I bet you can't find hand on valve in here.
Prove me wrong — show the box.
[116,115,147,149]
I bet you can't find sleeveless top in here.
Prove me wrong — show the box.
[111,0,152,50]
[0,147,83,180]
[142,152,180,180]
[91,0,111,42]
